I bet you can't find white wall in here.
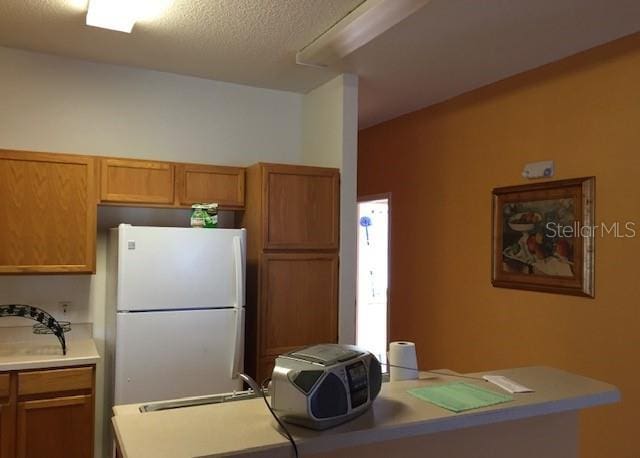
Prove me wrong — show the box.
[0,46,302,165]
[0,46,305,458]
[0,46,359,457]
[302,75,344,167]
[0,45,305,326]
[302,74,359,345]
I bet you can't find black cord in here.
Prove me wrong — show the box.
[382,363,488,382]
[259,377,299,458]
[238,373,299,458]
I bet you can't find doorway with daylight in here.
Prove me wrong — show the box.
[356,195,390,368]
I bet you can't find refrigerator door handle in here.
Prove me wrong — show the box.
[230,308,244,380]
[233,236,245,309]
[230,236,245,379]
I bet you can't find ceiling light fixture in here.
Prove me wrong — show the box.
[296,0,430,68]
[86,0,173,33]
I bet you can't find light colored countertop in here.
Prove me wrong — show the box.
[112,366,619,458]
[0,325,100,371]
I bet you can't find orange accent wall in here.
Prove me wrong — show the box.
[358,33,640,458]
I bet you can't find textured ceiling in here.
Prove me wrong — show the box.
[0,0,363,92]
[1,0,640,129]
[346,0,640,127]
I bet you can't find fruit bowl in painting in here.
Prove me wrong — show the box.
[508,212,542,232]
[503,241,536,266]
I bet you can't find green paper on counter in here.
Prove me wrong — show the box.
[408,382,513,412]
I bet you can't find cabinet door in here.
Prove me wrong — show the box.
[262,165,339,250]
[100,158,174,204]
[0,151,97,274]
[260,253,338,357]
[17,367,93,397]
[176,164,245,208]
[16,395,93,458]
[0,374,15,458]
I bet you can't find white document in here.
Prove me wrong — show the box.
[483,375,534,394]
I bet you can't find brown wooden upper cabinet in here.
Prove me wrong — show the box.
[176,163,245,208]
[0,150,97,274]
[100,158,175,205]
[0,149,245,274]
[242,163,340,382]
[100,158,246,209]
[261,164,340,250]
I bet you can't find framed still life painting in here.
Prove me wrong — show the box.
[492,177,595,297]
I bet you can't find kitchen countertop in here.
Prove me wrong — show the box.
[0,325,100,371]
[112,366,619,458]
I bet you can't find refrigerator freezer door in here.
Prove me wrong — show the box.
[116,226,245,311]
[114,309,244,405]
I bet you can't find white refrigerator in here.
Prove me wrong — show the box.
[105,224,246,406]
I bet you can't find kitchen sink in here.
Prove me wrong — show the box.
[139,388,266,413]
[139,376,389,413]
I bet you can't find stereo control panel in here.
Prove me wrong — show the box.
[346,361,369,408]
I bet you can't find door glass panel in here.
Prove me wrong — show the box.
[356,198,389,368]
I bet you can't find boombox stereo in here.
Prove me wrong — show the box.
[270,344,382,430]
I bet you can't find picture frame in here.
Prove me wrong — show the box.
[491,177,595,297]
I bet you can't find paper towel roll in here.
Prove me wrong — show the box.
[388,341,419,381]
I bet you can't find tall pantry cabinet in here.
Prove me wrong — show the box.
[242,163,340,382]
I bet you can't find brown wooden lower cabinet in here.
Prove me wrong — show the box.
[0,366,95,458]
[0,373,15,458]
[16,395,93,458]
